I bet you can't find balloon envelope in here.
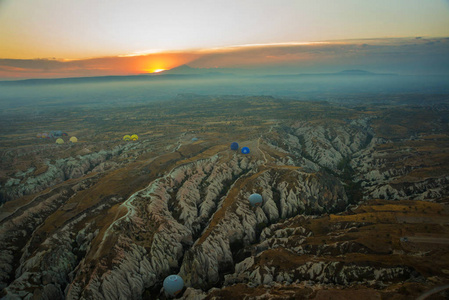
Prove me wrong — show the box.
[230,142,239,150]
[55,138,64,144]
[241,147,250,154]
[163,275,184,297]
[123,135,131,141]
[249,193,263,207]
[69,136,78,143]
[192,137,198,141]
[131,134,139,141]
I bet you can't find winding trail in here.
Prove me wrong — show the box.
[257,122,278,167]
[257,136,268,165]
[173,132,186,152]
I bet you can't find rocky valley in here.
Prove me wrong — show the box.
[0,95,448,299]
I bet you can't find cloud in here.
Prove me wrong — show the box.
[190,37,449,74]
[1,37,449,79]
[0,58,66,70]
[0,52,199,79]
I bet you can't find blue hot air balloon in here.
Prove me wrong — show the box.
[241,147,250,154]
[192,137,199,141]
[249,193,263,207]
[163,275,184,297]
[230,142,239,150]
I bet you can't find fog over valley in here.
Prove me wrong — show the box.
[1,71,449,112]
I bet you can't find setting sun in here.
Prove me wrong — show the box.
[137,53,199,75]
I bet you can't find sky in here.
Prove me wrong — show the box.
[0,0,448,79]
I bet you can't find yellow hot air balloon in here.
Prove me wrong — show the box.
[69,136,78,143]
[123,135,131,141]
[131,134,139,141]
[56,138,64,144]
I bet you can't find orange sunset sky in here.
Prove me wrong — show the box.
[1,0,448,79]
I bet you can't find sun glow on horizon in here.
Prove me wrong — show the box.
[137,53,199,75]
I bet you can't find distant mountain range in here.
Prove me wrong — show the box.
[261,69,397,78]
[0,66,396,85]
[158,65,396,77]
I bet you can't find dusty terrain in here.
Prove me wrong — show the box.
[0,94,448,299]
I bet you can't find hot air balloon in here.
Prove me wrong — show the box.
[69,136,78,143]
[55,138,64,144]
[249,193,263,207]
[36,133,42,138]
[230,142,239,150]
[241,147,250,154]
[192,137,198,141]
[123,135,131,141]
[54,130,63,137]
[131,134,139,141]
[163,275,184,297]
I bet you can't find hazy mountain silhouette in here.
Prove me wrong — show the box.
[0,68,397,85]
[0,65,239,85]
[262,70,397,79]
[0,74,154,85]
[336,69,394,75]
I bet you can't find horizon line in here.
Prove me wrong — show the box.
[5,70,449,83]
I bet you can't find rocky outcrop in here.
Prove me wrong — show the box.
[0,186,75,291]
[276,118,374,172]
[64,154,258,299]
[225,257,414,287]
[275,119,449,203]
[0,142,143,202]
[351,134,449,201]
[178,168,348,289]
[0,187,121,299]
